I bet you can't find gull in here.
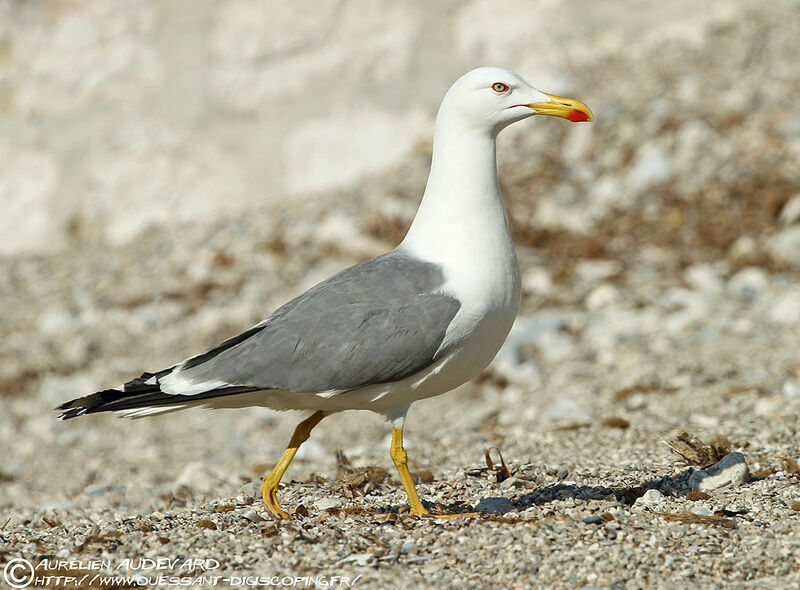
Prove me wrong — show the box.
[58,67,592,518]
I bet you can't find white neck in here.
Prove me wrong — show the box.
[402,120,508,253]
[400,117,519,314]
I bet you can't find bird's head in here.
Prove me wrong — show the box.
[438,67,593,136]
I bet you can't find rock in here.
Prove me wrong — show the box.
[574,259,624,284]
[314,497,343,511]
[627,141,673,193]
[767,226,800,267]
[782,380,800,399]
[684,263,725,295]
[522,267,554,296]
[688,452,749,492]
[588,174,632,212]
[175,462,219,493]
[585,284,622,311]
[241,481,262,501]
[295,439,328,461]
[491,312,569,386]
[634,489,665,508]
[778,194,800,225]
[540,398,592,426]
[40,500,76,511]
[499,477,523,489]
[690,506,714,516]
[475,497,515,515]
[83,484,109,496]
[241,510,265,523]
[767,290,800,325]
[728,235,758,263]
[338,553,375,567]
[583,515,604,525]
[728,267,769,303]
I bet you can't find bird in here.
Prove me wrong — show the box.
[58,67,592,518]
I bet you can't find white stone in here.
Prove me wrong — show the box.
[689,505,714,516]
[539,397,592,425]
[767,226,800,267]
[588,174,631,213]
[688,452,749,492]
[783,380,800,399]
[241,482,262,501]
[767,289,800,325]
[575,259,624,284]
[533,189,595,233]
[295,439,328,462]
[627,142,673,193]
[684,263,725,295]
[634,489,665,508]
[522,267,554,296]
[728,235,758,261]
[585,284,622,311]
[314,497,343,511]
[728,267,769,303]
[778,194,800,226]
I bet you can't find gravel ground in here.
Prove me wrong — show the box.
[2,4,800,589]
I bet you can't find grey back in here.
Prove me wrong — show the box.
[176,250,461,394]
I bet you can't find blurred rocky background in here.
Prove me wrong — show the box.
[2,1,800,587]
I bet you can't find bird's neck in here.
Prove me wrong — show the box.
[401,124,511,256]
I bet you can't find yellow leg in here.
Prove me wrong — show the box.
[390,427,430,515]
[390,427,478,518]
[261,411,325,518]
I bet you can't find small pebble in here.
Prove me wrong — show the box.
[690,506,714,516]
[314,497,343,511]
[688,452,749,492]
[583,515,604,525]
[241,510,265,523]
[634,489,665,508]
[241,482,262,501]
[499,476,522,489]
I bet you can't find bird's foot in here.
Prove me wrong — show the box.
[260,481,290,519]
[408,505,480,518]
[427,512,481,519]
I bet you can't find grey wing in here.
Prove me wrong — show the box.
[167,250,461,394]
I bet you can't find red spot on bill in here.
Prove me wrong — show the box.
[567,109,591,123]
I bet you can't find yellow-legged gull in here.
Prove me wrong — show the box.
[58,67,592,518]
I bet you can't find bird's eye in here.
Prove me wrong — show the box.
[492,82,510,93]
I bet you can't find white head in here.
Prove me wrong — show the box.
[437,67,592,137]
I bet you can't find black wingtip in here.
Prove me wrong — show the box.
[54,388,129,419]
[57,406,88,420]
